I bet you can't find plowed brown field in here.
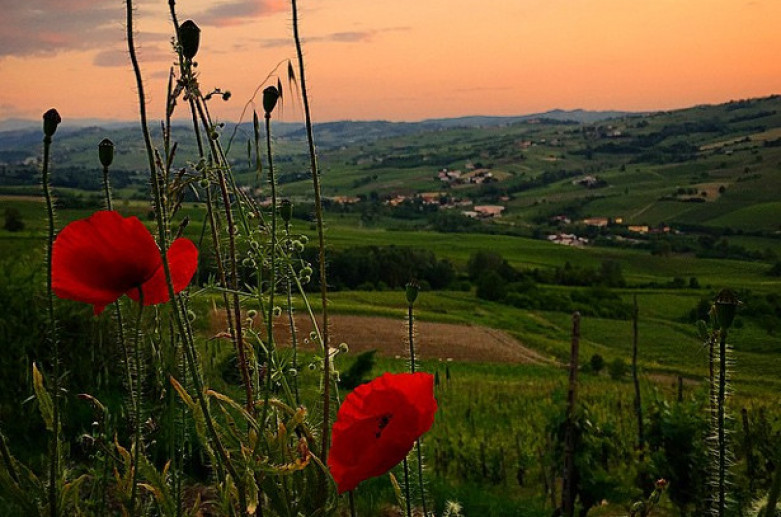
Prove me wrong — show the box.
[209,311,550,364]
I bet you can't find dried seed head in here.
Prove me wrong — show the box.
[43,108,62,138]
[178,20,201,60]
[262,85,280,116]
[714,288,739,330]
[98,138,114,168]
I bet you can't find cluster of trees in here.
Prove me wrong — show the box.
[304,245,457,291]
[469,251,633,319]
[0,164,138,191]
[687,289,781,335]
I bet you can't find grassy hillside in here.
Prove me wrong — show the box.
[2,96,780,235]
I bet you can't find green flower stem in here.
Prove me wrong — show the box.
[407,303,428,515]
[129,289,145,516]
[42,121,60,517]
[101,164,135,426]
[102,166,113,211]
[717,329,728,517]
[348,491,357,517]
[408,305,416,373]
[124,0,246,512]
[285,220,300,406]
[291,0,332,466]
[260,112,278,432]
[402,457,412,517]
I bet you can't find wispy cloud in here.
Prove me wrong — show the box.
[0,0,166,58]
[93,46,171,68]
[259,27,410,48]
[194,0,287,27]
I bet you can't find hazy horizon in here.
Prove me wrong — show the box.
[2,0,780,124]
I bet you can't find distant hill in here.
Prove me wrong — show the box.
[0,108,635,149]
[2,96,780,234]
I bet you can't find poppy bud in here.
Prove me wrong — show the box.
[280,199,293,222]
[714,289,739,330]
[405,281,420,305]
[43,108,61,138]
[98,138,114,168]
[262,86,280,116]
[178,20,201,60]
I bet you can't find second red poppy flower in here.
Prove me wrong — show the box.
[52,210,198,314]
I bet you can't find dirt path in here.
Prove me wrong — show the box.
[210,311,550,365]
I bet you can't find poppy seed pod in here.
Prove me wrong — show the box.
[279,199,293,222]
[98,138,114,168]
[43,108,62,138]
[714,288,739,331]
[405,281,420,305]
[178,20,201,60]
[262,86,280,116]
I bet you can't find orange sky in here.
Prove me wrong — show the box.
[1,0,780,123]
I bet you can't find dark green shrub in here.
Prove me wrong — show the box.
[590,354,605,373]
[608,358,627,380]
[476,270,507,301]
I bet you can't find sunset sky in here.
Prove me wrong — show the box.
[1,0,780,123]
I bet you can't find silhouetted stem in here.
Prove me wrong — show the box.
[290,0,331,461]
[125,0,246,512]
[42,125,60,517]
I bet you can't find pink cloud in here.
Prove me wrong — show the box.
[194,0,287,27]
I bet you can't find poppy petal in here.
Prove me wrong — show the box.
[328,372,436,493]
[128,237,198,306]
[52,211,161,313]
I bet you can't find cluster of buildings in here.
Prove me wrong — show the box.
[547,215,673,247]
[436,168,496,186]
[547,233,589,247]
[381,193,507,219]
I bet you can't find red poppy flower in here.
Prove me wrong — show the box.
[52,210,198,315]
[328,372,437,494]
